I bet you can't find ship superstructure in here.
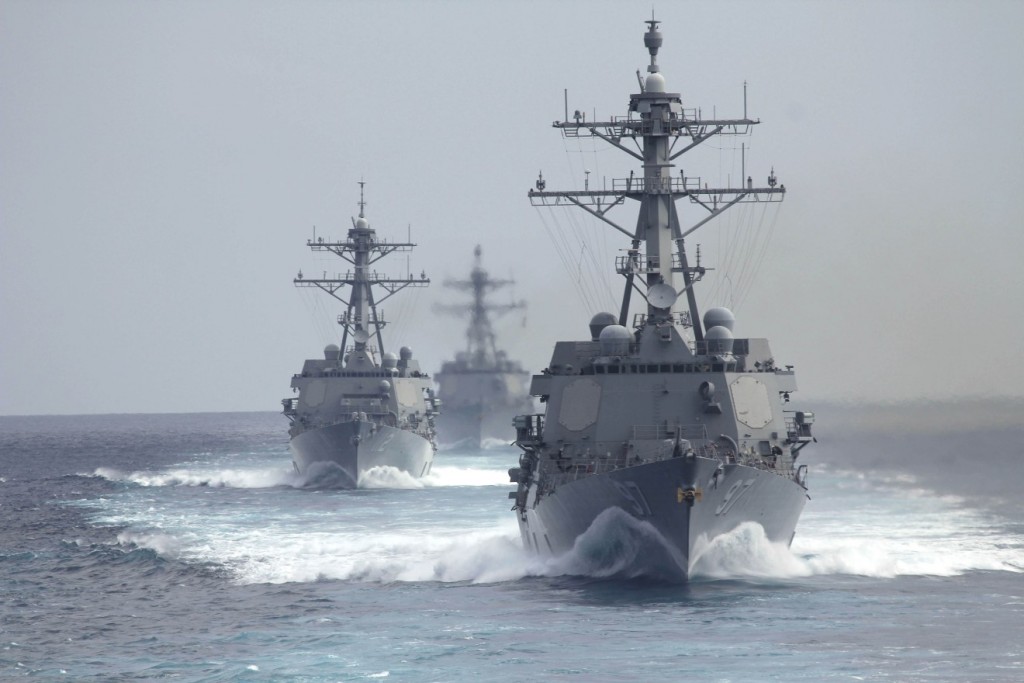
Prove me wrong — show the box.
[434,246,533,449]
[283,183,440,486]
[509,20,814,578]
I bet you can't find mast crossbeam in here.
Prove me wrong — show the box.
[555,117,758,140]
[529,185,784,209]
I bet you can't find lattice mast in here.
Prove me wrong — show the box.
[293,181,429,359]
[435,245,525,368]
[528,19,784,341]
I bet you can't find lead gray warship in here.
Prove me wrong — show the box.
[433,246,533,449]
[282,183,440,487]
[509,19,815,579]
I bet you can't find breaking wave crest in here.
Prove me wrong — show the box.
[357,466,423,489]
[90,457,1024,585]
[224,521,547,585]
[116,529,184,559]
[111,505,1024,586]
[93,465,300,489]
[93,463,510,491]
[692,520,1024,580]
[549,507,689,580]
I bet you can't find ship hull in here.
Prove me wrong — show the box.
[290,421,434,488]
[517,456,806,580]
[436,403,524,450]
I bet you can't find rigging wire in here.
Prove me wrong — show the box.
[536,207,599,314]
[548,130,623,314]
[734,203,780,307]
[702,199,782,313]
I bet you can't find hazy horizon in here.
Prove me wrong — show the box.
[3,0,1022,416]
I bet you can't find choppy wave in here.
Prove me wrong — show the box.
[93,463,510,491]
[86,455,1024,586]
[116,529,184,559]
[213,521,542,585]
[93,465,299,489]
[116,504,1024,587]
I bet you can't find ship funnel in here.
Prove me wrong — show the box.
[589,312,618,341]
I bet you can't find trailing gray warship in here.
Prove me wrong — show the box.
[434,246,533,449]
[509,19,815,578]
[282,183,440,487]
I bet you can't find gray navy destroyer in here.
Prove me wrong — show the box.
[434,246,533,449]
[283,183,440,486]
[509,19,815,578]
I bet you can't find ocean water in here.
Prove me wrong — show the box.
[1,408,1022,681]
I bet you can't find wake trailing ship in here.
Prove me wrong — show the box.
[509,19,815,578]
[282,183,440,486]
[434,246,534,449]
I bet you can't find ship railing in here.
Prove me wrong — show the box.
[784,412,814,440]
[513,413,545,447]
[545,447,630,487]
[615,254,662,275]
[694,339,752,357]
[337,398,386,413]
[545,443,715,488]
[545,444,793,489]
[282,398,299,420]
[631,424,709,442]
[337,311,385,325]
[296,269,427,284]
[558,110,744,141]
[630,311,694,329]
[568,341,641,359]
[609,175,702,194]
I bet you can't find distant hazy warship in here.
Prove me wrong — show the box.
[434,246,533,449]
[283,183,440,486]
[509,19,815,578]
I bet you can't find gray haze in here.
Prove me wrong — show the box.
[2,0,1022,415]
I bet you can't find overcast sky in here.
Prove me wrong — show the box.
[2,0,1022,415]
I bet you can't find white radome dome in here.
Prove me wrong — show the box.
[645,72,666,93]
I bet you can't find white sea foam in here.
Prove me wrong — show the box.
[93,465,300,489]
[690,523,809,579]
[116,529,183,558]
[217,518,546,585]
[691,504,1024,581]
[358,465,509,489]
[92,457,1024,585]
[93,461,509,491]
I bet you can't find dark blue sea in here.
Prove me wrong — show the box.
[2,406,1022,681]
